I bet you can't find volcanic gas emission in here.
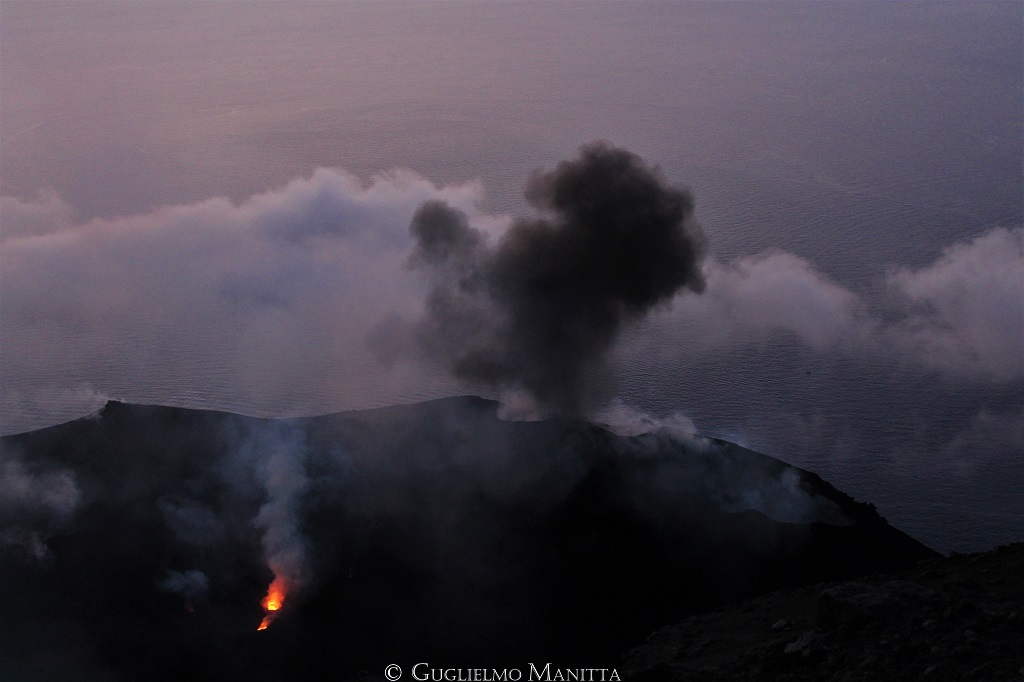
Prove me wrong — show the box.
[257,576,288,631]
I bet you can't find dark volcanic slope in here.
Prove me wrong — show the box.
[0,397,934,681]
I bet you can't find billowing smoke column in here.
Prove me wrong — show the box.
[408,142,707,414]
[237,422,310,631]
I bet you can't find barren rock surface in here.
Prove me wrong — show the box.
[623,543,1024,681]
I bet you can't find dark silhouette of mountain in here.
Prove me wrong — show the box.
[0,397,935,681]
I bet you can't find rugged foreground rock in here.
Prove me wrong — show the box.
[623,542,1024,681]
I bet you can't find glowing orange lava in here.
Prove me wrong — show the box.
[256,575,288,631]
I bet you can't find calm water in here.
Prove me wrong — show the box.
[1,1,1022,553]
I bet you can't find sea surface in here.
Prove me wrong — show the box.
[1,1,1021,553]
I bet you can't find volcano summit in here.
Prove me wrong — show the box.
[0,397,934,681]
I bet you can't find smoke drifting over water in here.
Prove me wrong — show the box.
[0,144,1021,553]
[404,143,707,414]
[1,146,1019,435]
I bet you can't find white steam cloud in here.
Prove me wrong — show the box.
[640,227,1023,382]
[595,399,699,440]
[884,227,1024,380]
[1,167,1020,436]
[1,169,496,432]
[685,251,869,352]
[594,402,850,526]
[234,421,311,597]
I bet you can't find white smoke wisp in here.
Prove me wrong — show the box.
[711,466,850,526]
[0,443,81,562]
[0,189,77,240]
[907,406,1024,478]
[635,225,1023,382]
[593,401,851,526]
[0,168,499,434]
[0,384,113,436]
[594,399,701,441]
[157,497,224,548]
[256,430,307,589]
[884,226,1024,381]
[495,389,548,422]
[640,249,872,356]
[256,449,308,592]
[157,569,210,609]
[232,421,311,618]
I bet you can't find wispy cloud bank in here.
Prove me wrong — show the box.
[645,227,1023,382]
[1,168,492,429]
[1,161,1019,434]
[884,227,1023,380]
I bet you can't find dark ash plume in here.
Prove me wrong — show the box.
[408,142,707,414]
